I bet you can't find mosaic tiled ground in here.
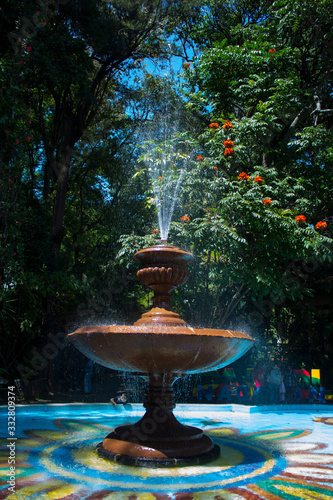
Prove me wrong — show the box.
[1,406,333,499]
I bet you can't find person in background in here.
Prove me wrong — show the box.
[267,362,282,404]
[110,392,128,406]
[229,378,239,402]
[84,359,94,394]
[262,359,272,404]
[251,363,265,405]
[279,378,286,403]
[237,378,250,404]
[283,366,297,403]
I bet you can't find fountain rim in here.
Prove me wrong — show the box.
[133,243,194,264]
[69,324,253,339]
[2,403,330,414]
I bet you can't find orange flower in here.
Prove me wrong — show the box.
[197,154,203,161]
[183,62,191,69]
[209,122,219,129]
[223,121,233,130]
[181,215,190,222]
[254,176,263,183]
[224,148,235,157]
[315,221,327,230]
[238,172,251,180]
[214,166,218,170]
[263,198,272,205]
[152,229,159,234]
[269,48,276,53]
[223,140,234,148]
[295,215,306,223]
[158,176,162,180]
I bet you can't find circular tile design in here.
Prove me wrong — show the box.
[1,417,333,499]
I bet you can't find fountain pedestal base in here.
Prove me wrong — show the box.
[97,373,220,467]
[97,420,220,467]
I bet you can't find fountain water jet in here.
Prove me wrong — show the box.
[68,243,254,467]
[142,60,188,242]
[146,142,187,241]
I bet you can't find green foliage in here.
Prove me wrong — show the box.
[165,0,333,378]
[0,0,332,386]
[0,0,180,378]
[174,162,331,299]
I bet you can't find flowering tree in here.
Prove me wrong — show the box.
[166,0,333,377]
[106,0,333,379]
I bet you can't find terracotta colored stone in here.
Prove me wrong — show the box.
[68,244,254,465]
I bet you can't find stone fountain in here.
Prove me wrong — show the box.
[68,243,254,467]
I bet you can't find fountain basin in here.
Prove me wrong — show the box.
[1,403,332,499]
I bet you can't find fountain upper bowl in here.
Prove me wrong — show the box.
[68,244,254,376]
[68,323,254,375]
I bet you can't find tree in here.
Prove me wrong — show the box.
[115,0,333,381]
[0,0,201,381]
[170,0,333,379]
[0,0,160,377]
[1,0,332,387]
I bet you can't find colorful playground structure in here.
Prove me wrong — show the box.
[193,367,328,404]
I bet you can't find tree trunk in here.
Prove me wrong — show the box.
[50,143,73,260]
